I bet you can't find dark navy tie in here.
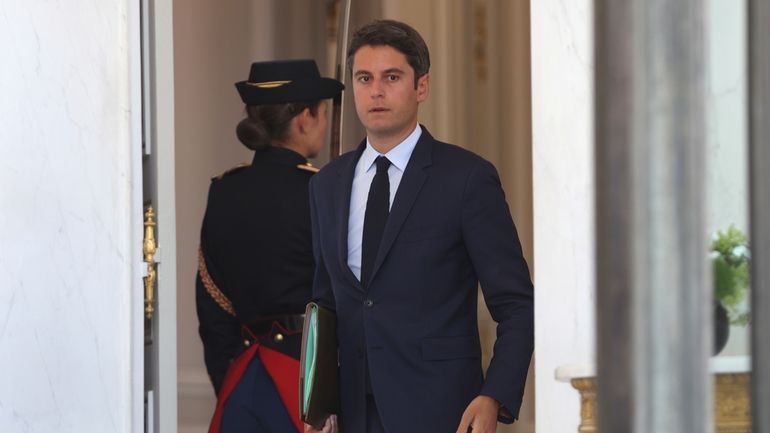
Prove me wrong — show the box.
[361,156,391,288]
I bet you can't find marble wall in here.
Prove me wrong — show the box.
[0,1,140,433]
[531,0,595,432]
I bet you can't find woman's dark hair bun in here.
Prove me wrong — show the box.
[236,101,320,150]
[236,116,270,150]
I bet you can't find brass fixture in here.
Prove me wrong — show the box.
[143,207,157,319]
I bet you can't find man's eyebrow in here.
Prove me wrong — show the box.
[354,68,405,76]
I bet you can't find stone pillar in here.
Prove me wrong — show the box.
[749,0,770,431]
[595,1,711,432]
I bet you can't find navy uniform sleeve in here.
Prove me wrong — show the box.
[196,272,242,395]
[195,188,243,395]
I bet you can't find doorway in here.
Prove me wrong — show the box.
[171,2,534,432]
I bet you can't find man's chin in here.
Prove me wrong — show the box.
[363,123,397,137]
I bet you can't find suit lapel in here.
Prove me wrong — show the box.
[336,141,366,289]
[367,129,433,285]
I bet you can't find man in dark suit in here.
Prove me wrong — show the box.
[307,20,533,433]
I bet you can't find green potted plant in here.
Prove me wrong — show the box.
[711,224,751,354]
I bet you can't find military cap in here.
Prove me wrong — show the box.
[235,59,343,105]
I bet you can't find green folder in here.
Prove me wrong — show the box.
[299,302,340,429]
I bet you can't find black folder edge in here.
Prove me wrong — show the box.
[299,302,340,429]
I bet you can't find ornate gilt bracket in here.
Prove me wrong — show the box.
[143,207,157,319]
[569,374,751,433]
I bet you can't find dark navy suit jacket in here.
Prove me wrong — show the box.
[309,127,533,433]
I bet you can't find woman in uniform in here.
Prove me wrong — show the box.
[195,59,342,433]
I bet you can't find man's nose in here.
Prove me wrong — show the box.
[370,79,384,98]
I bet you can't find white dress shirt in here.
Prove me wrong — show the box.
[347,124,422,281]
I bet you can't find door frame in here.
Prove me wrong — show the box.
[133,0,178,432]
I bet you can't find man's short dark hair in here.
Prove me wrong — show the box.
[347,19,430,88]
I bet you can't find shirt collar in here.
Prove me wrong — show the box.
[361,124,422,173]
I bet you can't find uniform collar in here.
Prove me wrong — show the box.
[252,145,308,166]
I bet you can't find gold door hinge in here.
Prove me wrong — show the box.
[143,207,157,319]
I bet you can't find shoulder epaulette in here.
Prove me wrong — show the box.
[296,162,320,173]
[211,162,250,181]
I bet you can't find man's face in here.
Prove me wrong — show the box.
[351,45,429,146]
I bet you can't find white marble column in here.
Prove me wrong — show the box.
[0,1,141,433]
[531,1,595,433]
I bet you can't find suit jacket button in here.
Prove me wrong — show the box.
[273,333,284,343]
[364,299,374,307]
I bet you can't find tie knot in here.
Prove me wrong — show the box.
[375,156,391,174]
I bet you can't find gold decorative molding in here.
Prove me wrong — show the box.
[197,247,236,317]
[245,80,292,89]
[714,373,751,433]
[569,373,751,433]
[571,378,596,433]
[143,207,157,319]
[473,0,487,81]
[325,0,341,77]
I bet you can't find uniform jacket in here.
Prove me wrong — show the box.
[196,146,316,393]
[309,127,534,433]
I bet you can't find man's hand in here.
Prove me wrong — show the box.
[304,415,338,433]
[455,395,500,433]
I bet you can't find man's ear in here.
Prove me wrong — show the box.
[416,73,430,103]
